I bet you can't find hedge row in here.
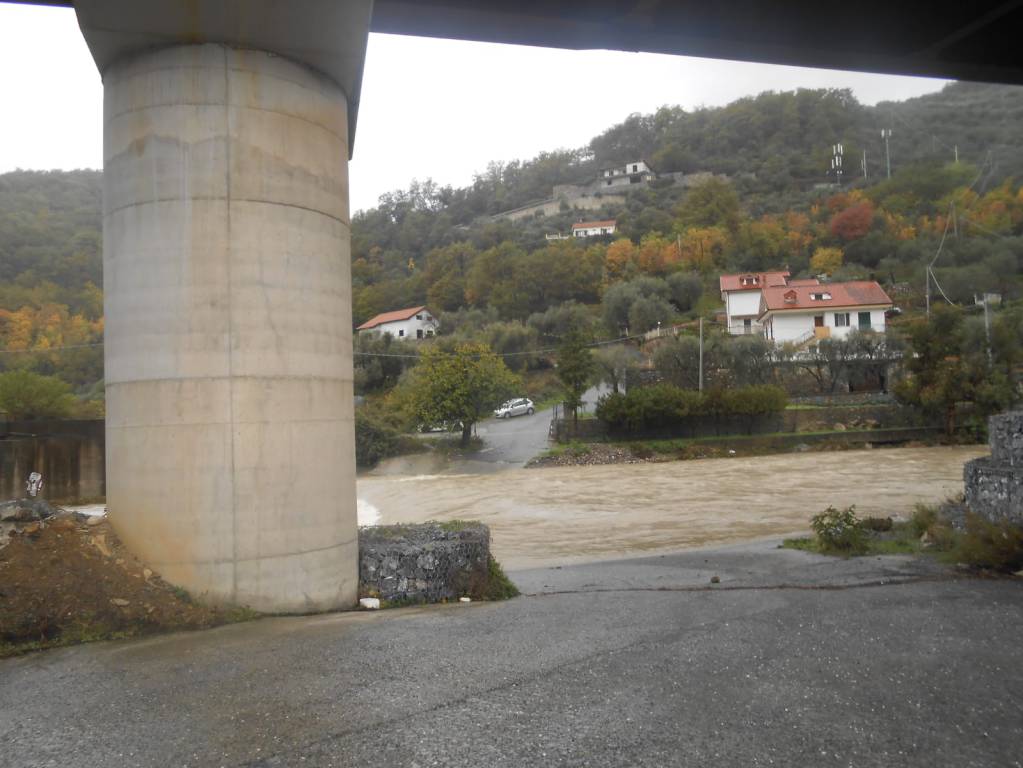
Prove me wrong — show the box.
[595,384,788,434]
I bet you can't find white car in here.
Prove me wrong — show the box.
[494,398,535,419]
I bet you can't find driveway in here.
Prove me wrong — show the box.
[3,544,1021,767]
[469,384,608,466]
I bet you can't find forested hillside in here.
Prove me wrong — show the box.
[2,81,1022,411]
[350,82,1023,326]
[0,170,103,412]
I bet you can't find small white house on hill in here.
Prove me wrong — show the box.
[357,306,438,340]
[572,219,617,238]
[759,282,892,344]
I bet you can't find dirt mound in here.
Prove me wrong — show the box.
[0,513,253,656]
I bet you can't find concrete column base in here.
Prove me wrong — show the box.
[103,44,358,613]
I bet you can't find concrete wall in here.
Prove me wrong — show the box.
[0,421,105,503]
[726,290,762,321]
[494,192,625,222]
[102,44,357,613]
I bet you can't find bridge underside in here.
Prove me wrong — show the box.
[5,0,1021,612]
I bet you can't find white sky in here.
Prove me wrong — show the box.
[0,4,951,214]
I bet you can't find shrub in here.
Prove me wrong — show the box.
[957,514,1023,572]
[811,505,866,553]
[859,516,894,532]
[355,410,401,468]
[909,504,939,537]
[0,370,75,420]
[595,383,786,435]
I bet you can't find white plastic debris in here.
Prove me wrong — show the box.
[359,597,381,610]
[459,597,471,603]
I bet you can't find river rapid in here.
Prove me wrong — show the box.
[357,446,986,570]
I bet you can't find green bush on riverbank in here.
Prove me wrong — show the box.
[785,502,1023,571]
[596,384,787,434]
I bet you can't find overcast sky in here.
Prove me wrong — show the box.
[0,3,952,214]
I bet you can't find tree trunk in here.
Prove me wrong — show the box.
[460,421,473,448]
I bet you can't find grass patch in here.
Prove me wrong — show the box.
[438,519,477,533]
[542,440,593,458]
[481,556,520,601]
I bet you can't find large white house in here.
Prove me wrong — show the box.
[600,161,655,189]
[572,219,617,238]
[719,271,795,335]
[357,305,438,340]
[758,282,892,344]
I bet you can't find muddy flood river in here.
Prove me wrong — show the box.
[357,445,986,570]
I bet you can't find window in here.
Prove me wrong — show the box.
[632,164,638,172]
[606,179,612,186]
[416,314,422,320]
[743,318,752,333]
[398,329,405,337]
[426,329,434,337]
[835,313,850,327]
[858,311,871,330]
[810,292,832,301]
[416,329,423,339]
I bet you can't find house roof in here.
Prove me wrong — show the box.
[759,281,892,316]
[356,305,429,330]
[719,271,790,293]
[787,278,822,286]
[572,219,616,230]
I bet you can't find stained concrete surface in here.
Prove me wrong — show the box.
[2,544,1021,768]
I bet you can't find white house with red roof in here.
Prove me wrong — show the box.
[572,219,617,238]
[356,305,438,340]
[719,271,799,335]
[758,282,892,344]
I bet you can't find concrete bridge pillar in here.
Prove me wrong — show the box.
[75,2,371,613]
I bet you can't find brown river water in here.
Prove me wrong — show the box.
[356,446,986,570]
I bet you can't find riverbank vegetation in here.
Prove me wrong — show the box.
[783,502,1023,572]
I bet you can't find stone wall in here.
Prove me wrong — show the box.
[359,522,490,603]
[964,411,1023,524]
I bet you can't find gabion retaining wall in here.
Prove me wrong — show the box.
[359,522,490,603]
[964,411,1023,525]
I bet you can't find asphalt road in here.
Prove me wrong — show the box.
[470,384,608,466]
[3,543,1022,768]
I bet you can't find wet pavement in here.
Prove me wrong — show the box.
[358,445,987,569]
[3,542,1021,768]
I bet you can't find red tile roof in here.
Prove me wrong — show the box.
[719,271,790,292]
[356,305,428,330]
[759,282,892,315]
[571,219,616,230]
[787,278,822,286]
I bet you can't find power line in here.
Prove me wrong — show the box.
[0,333,652,362]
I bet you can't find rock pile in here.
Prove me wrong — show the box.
[0,498,64,549]
[359,522,491,603]
[964,411,1023,525]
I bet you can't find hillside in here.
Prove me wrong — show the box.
[1,82,1022,403]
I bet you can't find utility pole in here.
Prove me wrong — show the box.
[982,295,993,367]
[881,128,892,179]
[954,144,959,163]
[698,316,704,393]
[831,143,843,186]
[861,149,867,179]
